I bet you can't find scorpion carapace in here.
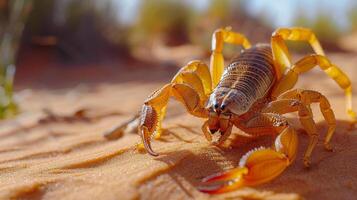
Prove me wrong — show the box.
[210,44,276,115]
[105,27,356,194]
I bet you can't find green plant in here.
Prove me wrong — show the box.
[292,9,341,52]
[131,0,194,46]
[0,0,32,119]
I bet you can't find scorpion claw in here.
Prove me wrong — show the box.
[141,126,159,156]
[199,180,245,194]
[202,167,248,183]
[139,104,160,156]
[199,148,291,194]
[199,167,248,194]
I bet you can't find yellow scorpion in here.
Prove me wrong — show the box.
[106,27,356,194]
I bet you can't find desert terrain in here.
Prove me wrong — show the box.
[0,51,356,200]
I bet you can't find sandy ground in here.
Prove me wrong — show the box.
[0,52,357,200]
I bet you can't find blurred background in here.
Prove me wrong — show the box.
[1,0,357,119]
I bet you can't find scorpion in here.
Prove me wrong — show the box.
[105,27,356,194]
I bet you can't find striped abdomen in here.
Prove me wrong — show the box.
[211,44,276,115]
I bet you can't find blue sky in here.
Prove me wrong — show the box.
[245,0,353,29]
[115,0,355,29]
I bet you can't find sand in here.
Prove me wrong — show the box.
[0,52,356,200]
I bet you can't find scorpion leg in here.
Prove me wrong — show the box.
[262,95,332,166]
[271,27,324,79]
[104,61,211,140]
[276,89,336,151]
[210,27,251,87]
[151,61,212,139]
[139,83,208,156]
[103,112,139,140]
[172,60,212,95]
[200,113,298,194]
[271,54,356,122]
[156,62,211,139]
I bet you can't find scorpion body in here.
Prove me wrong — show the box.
[106,27,356,194]
[212,44,276,116]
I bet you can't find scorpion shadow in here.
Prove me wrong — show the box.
[148,119,357,199]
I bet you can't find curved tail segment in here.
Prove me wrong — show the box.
[200,125,298,194]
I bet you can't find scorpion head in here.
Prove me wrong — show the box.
[206,88,251,135]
